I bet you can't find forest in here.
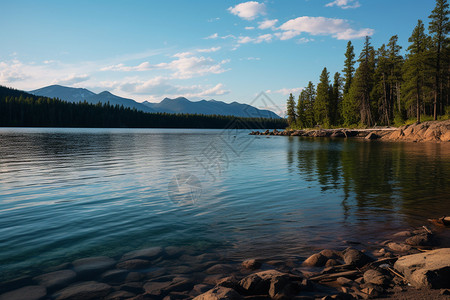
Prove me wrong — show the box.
[287,0,450,128]
[0,86,287,129]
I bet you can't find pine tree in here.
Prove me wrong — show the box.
[428,0,450,119]
[314,67,332,127]
[296,92,306,128]
[343,41,356,95]
[331,72,342,125]
[373,44,391,125]
[403,20,431,122]
[354,36,376,126]
[387,35,404,120]
[303,82,316,127]
[286,93,297,126]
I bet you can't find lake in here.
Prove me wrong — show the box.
[0,127,449,283]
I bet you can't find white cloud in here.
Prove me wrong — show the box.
[297,37,314,44]
[228,1,266,20]
[278,16,373,40]
[267,87,303,95]
[238,34,273,44]
[197,46,221,53]
[101,52,229,79]
[325,0,361,9]
[55,74,90,85]
[258,19,278,30]
[245,26,255,30]
[204,33,219,39]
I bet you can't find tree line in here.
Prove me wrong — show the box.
[287,0,449,128]
[0,86,287,129]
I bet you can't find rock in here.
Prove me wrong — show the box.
[143,277,193,297]
[392,231,413,238]
[363,269,388,286]
[165,246,183,258]
[216,276,239,289]
[238,270,291,296]
[343,248,371,268]
[105,290,136,300]
[361,286,381,298]
[121,247,163,261]
[206,264,235,274]
[193,286,242,300]
[405,233,433,246]
[116,259,152,270]
[33,269,76,291]
[336,277,354,287]
[0,285,46,300]
[119,282,144,294]
[325,259,340,267]
[387,242,412,252]
[394,248,450,288]
[100,269,128,284]
[125,272,145,282]
[72,256,116,279]
[302,253,328,267]
[320,249,342,260]
[365,132,380,140]
[0,276,33,294]
[191,284,214,296]
[242,259,262,270]
[331,131,346,138]
[53,281,111,300]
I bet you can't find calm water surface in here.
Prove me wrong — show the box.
[0,128,449,281]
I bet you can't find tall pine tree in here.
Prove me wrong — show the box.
[342,41,356,95]
[428,0,450,119]
[286,93,297,126]
[314,68,332,127]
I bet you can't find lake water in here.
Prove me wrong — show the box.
[0,128,449,282]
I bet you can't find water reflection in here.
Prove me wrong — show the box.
[287,137,450,225]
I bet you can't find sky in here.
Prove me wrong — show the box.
[0,0,437,115]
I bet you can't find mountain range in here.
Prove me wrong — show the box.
[31,85,281,119]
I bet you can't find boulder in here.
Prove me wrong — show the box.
[53,281,111,300]
[121,247,163,261]
[387,242,411,252]
[363,269,388,286]
[33,269,76,291]
[193,286,242,300]
[242,259,262,270]
[116,259,152,270]
[0,285,46,300]
[302,253,328,267]
[342,248,371,267]
[72,256,116,279]
[206,264,235,274]
[394,248,450,288]
[238,270,293,296]
[405,233,434,246]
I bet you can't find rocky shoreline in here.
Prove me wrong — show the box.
[250,119,450,143]
[1,221,449,300]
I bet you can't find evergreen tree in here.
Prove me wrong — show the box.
[286,93,297,126]
[342,41,356,95]
[428,0,450,119]
[303,81,316,127]
[387,35,404,119]
[314,67,332,127]
[373,44,392,125]
[403,20,432,123]
[354,36,376,126]
[331,72,342,125]
[296,92,306,128]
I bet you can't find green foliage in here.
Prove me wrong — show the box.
[0,86,288,129]
[314,68,332,127]
[342,41,356,95]
[286,93,296,126]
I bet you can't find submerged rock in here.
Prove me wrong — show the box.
[116,259,152,270]
[33,269,76,291]
[302,253,328,267]
[72,256,116,279]
[242,259,262,270]
[0,285,46,300]
[394,248,450,288]
[53,281,111,300]
[342,248,371,268]
[121,247,163,261]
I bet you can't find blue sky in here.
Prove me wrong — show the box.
[0,0,436,114]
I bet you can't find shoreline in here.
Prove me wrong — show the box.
[250,119,450,143]
[1,220,449,300]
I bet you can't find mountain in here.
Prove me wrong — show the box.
[31,85,281,118]
[144,97,281,118]
[30,85,155,113]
